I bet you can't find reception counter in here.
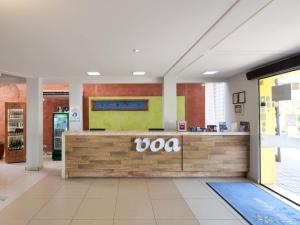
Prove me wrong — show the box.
[62,131,250,178]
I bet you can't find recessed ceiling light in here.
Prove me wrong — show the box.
[203,71,218,75]
[87,71,101,76]
[133,49,141,53]
[132,71,146,76]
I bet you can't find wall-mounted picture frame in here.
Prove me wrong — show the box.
[234,104,244,115]
[232,93,239,104]
[238,91,246,104]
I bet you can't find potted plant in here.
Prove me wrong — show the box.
[0,140,4,159]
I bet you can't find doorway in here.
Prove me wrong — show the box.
[260,70,300,205]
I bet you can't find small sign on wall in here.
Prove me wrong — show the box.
[272,84,291,101]
[234,104,244,115]
[69,106,80,123]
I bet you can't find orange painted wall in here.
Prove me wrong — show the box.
[177,83,205,128]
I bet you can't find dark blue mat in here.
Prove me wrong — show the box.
[207,182,300,225]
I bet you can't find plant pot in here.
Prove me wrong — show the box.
[0,144,4,159]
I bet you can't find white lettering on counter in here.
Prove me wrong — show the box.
[134,138,181,152]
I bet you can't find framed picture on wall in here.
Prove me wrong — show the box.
[234,104,244,115]
[238,91,246,104]
[232,93,239,104]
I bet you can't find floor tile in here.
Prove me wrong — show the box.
[115,197,154,219]
[54,184,89,198]
[117,185,149,199]
[28,219,71,225]
[35,198,82,219]
[22,179,62,198]
[186,199,235,220]
[91,178,119,186]
[0,218,28,225]
[74,198,116,219]
[174,179,215,199]
[152,199,194,219]
[157,219,200,225]
[119,178,147,186]
[86,187,118,199]
[147,179,182,199]
[118,178,148,198]
[113,219,156,225]
[0,197,49,219]
[240,219,250,225]
[70,220,113,225]
[197,219,244,225]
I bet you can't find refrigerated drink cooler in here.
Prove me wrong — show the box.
[5,102,26,163]
[52,112,69,161]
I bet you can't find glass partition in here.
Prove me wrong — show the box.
[259,70,300,205]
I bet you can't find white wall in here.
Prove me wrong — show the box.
[225,74,260,181]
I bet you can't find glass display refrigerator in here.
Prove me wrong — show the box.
[52,112,69,160]
[5,102,26,163]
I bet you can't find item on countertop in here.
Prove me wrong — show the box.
[239,121,250,132]
[177,121,187,132]
[189,127,207,132]
[219,122,228,132]
[207,125,217,132]
[231,122,238,132]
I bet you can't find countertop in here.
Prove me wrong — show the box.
[63,131,250,136]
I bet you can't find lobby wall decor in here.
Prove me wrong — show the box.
[91,99,148,111]
[89,96,185,131]
[83,83,205,130]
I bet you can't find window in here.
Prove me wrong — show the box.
[205,82,226,126]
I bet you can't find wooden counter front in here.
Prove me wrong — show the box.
[62,131,249,178]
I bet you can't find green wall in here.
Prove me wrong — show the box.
[89,96,185,131]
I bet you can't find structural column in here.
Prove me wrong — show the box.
[69,82,83,131]
[163,76,177,130]
[26,78,43,170]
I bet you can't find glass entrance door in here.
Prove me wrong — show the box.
[260,70,300,205]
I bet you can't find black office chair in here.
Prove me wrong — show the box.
[89,128,106,131]
[148,128,164,131]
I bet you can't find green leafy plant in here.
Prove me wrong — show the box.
[9,139,23,150]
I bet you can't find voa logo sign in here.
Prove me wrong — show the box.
[134,138,181,152]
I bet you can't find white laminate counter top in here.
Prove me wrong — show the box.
[64,131,250,136]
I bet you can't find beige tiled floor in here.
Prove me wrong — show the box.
[0,160,47,211]
[0,175,251,225]
[0,160,253,225]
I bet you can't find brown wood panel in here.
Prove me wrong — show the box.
[65,135,182,177]
[64,133,250,178]
[183,135,249,173]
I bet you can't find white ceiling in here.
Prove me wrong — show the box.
[0,0,300,82]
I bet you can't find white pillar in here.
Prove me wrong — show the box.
[163,76,177,130]
[26,78,43,170]
[69,82,83,131]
